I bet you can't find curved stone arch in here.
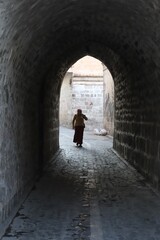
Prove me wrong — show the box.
[0,0,160,234]
[42,41,127,161]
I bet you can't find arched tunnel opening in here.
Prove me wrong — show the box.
[0,0,160,237]
[59,55,114,135]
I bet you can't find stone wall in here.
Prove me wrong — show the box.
[60,72,73,128]
[60,73,104,131]
[0,44,40,237]
[0,0,160,236]
[72,75,104,130]
[103,65,114,135]
[113,66,160,188]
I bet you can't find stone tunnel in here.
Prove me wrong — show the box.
[0,0,160,236]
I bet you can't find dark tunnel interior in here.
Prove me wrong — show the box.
[0,0,160,235]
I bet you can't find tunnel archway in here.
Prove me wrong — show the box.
[59,55,108,131]
[43,46,125,163]
[59,55,115,136]
[0,0,160,235]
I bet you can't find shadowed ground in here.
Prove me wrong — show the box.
[1,127,160,240]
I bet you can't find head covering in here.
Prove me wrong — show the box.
[77,109,82,114]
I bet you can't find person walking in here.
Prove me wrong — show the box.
[72,109,88,147]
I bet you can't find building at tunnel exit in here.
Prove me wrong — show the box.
[0,0,160,237]
[60,55,114,133]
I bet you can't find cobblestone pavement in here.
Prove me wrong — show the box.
[2,127,160,240]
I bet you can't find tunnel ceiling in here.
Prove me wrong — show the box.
[2,0,160,85]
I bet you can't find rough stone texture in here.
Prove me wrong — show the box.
[103,65,114,135]
[60,72,73,128]
[1,127,160,240]
[72,75,104,130]
[60,56,104,131]
[0,0,160,236]
[60,72,104,130]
